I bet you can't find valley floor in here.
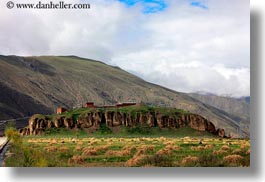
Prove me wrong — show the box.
[4,135,250,167]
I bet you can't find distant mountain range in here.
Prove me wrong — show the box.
[189,93,250,135]
[0,55,249,137]
[189,93,250,118]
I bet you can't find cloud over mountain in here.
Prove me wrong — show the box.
[0,0,249,97]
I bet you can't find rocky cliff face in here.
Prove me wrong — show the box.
[19,110,225,137]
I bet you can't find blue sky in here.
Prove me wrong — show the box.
[190,1,208,9]
[118,0,208,13]
[118,0,168,13]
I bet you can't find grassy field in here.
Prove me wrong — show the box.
[4,129,250,167]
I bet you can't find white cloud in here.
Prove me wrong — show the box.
[143,63,250,97]
[0,0,250,97]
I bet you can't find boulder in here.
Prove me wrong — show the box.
[39,119,48,129]
[157,115,168,128]
[54,116,65,128]
[206,121,216,134]
[139,112,155,127]
[64,117,75,129]
[146,112,155,127]
[188,114,207,131]
[217,128,225,138]
[105,111,114,127]
[92,111,102,128]
[19,127,30,136]
[113,112,123,126]
[47,120,54,129]
[77,112,93,128]
[28,114,40,135]
[125,113,140,127]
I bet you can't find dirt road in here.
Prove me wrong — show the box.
[0,137,8,151]
[0,137,8,166]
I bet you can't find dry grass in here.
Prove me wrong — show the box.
[232,149,244,155]
[220,145,230,151]
[49,139,58,145]
[105,145,136,157]
[212,149,227,155]
[68,155,84,165]
[31,143,41,148]
[90,141,98,145]
[77,141,84,145]
[204,144,213,149]
[164,141,175,145]
[241,142,250,149]
[124,155,147,167]
[159,137,166,141]
[82,145,109,156]
[223,154,243,166]
[44,146,57,152]
[156,148,172,156]
[181,156,199,166]
[246,149,250,155]
[138,145,155,153]
[20,137,250,167]
[122,145,136,151]
[134,149,146,156]
[155,144,180,156]
[105,150,131,157]
[75,145,83,151]
[191,146,205,151]
[190,144,212,151]
[58,146,70,153]
[82,148,97,156]
[165,145,181,151]
[125,148,148,167]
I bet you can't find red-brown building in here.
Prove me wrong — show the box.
[56,107,67,114]
[85,102,95,108]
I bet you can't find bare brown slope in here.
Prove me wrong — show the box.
[0,83,52,119]
[188,93,250,136]
[0,55,248,137]
[189,93,250,117]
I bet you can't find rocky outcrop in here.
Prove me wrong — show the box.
[77,111,102,129]
[19,110,226,137]
[27,114,48,135]
[19,127,30,136]
[216,128,226,138]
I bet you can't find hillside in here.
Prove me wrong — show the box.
[188,93,250,135]
[0,55,249,137]
[188,93,250,117]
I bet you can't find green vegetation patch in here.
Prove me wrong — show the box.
[51,105,190,122]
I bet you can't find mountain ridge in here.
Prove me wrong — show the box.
[188,93,250,122]
[0,55,249,137]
